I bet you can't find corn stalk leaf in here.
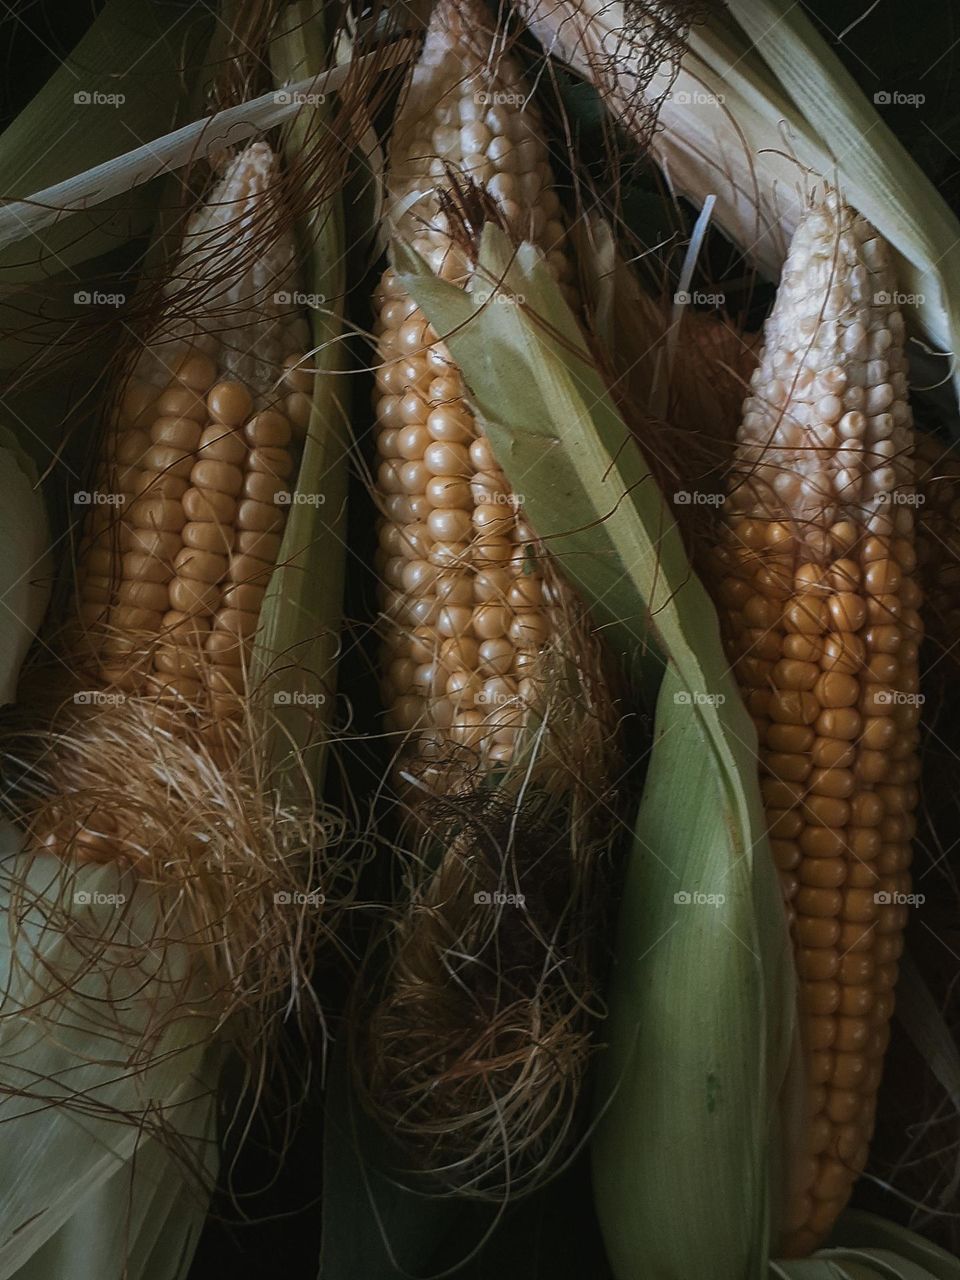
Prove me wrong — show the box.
[396,226,795,1280]
[254,2,350,800]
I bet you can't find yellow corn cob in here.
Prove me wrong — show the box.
[374,0,576,777]
[27,141,315,862]
[362,0,617,1194]
[715,195,921,1256]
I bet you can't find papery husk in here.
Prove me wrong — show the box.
[514,0,960,404]
[393,223,796,1278]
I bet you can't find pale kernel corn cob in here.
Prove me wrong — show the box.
[75,143,314,742]
[53,141,315,858]
[715,196,921,1256]
[361,0,618,1195]
[374,0,576,780]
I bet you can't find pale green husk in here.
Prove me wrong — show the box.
[255,0,350,805]
[396,225,795,1280]
[0,823,221,1280]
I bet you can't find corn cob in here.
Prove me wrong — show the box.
[374,0,580,777]
[3,142,331,1031]
[715,195,920,1256]
[72,142,313,759]
[361,0,617,1194]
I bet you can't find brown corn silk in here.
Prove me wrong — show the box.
[33,142,316,861]
[363,0,617,1193]
[714,195,920,1256]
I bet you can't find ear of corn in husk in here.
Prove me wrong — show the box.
[712,196,921,1256]
[354,0,623,1199]
[396,219,795,1279]
[0,130,345,1280]
[512,0,960,405]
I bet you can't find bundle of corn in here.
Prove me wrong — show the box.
[714,194,921,1256]
[354,0,622,1197]
[2,137,336,1079]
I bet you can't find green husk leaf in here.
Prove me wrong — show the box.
[0,0,212,283]
[255,1,349,801]
[396,225,795,1280]
[722,0,960,401]
[0,824,221,1279]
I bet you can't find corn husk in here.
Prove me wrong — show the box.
[392,224,795,1279]
[514,0,960,405]
[0,5,349,1276]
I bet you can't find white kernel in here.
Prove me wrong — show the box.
[865,383,895,414]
